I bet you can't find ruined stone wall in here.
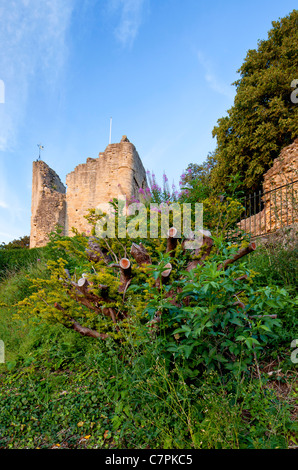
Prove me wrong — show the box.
[30,136,147,247]
[239,139,298,236]
[30,161,66,248]
[65,136,147,235]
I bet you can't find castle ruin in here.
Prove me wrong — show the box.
[238,139,298,235]
[30,136,147,248]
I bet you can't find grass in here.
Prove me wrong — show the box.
[246,239,298,291]
[0,246,45,280]
[0,242,297,449]
[0,325,297,449]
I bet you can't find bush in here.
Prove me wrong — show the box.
[247,243,298,292]
[0,247,45,279]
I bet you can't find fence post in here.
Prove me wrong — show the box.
[270,190,272,233]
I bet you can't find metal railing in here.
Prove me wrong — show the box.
[239,179,298,237]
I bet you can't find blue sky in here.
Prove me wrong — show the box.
[0,0,297,244]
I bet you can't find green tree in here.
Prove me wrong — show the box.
[211,9,298,193]
[178,152,217,202]
[0,235,30,250]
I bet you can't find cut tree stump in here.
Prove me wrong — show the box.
[166,227,178,257]
[119,257,132,292]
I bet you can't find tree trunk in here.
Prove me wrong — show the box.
[130,242,151,266]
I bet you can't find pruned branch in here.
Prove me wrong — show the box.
[233,300,246,310]
[186,234,214,271]
[86,237,112,265]
[76,277,109,298]
[155,262,172,288]
[130,242,151,266]
[108,307,120,332]
[66,279,112,316]
[71,320,108,339]
[234,274,248,282]
[161,262,172,280]
[54,302,108,339]
[119,257,132,293]
[166,227,178,257]
[218,243,256,271]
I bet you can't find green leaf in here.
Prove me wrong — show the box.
[236,335,246,342]
[259,324,271,332]
[245,337,260,349]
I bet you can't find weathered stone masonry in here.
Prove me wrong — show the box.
[30,161,66,249]
[238,139,298,235]
[30,136,147,248]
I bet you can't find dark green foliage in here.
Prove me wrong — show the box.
[211,10,298,193]
[0,235,30,250]
[246,242,298,359]
[141,242,295,373]
[0,233,297,448]
[247,242,298,291]
[0,247,45,279]
[0,322,297,449]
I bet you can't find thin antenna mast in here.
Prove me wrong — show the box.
[109,117,112,145]
[37,143,44,160]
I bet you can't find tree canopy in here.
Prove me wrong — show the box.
[0,235,30,250]
[211,9,298,193]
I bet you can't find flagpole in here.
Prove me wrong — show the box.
[109,117,112,145]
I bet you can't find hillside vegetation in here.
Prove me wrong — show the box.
[1,10,298,450]
[0,201,297,449]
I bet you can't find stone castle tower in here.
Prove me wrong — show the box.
[30,136,147,248]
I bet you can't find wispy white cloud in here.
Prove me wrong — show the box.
[197,51,234,99]
[109,0,147,47]
[0,0,75,151]
[0,158,30,241]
